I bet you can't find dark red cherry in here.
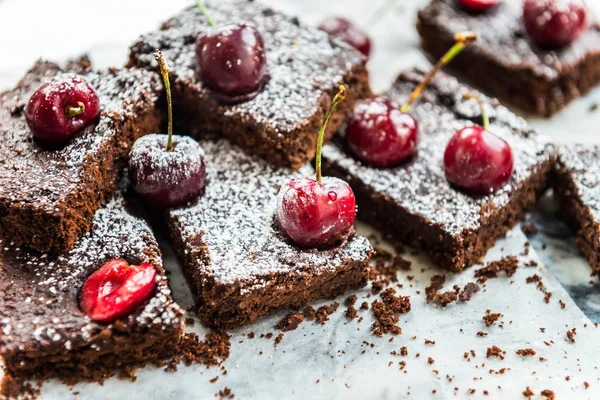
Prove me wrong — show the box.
[523,0,587,48]
[24,76,100,143]
[443,125,514,194]
[319,17,372,57]
[129,134,206,209]
[346,98,418,168]
[276,177,356,248]
[79,259,156,323]
[457,0,500,12]
[195,24,267,103]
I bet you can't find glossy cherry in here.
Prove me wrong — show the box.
[523,0,587,48]
[276,86,356,248]
[79,259,156,323]
[443,95,514,194]
[24,76,100,143]
[129,50,206,209]
[346,98,418,167]
[319,17,372,57]
[195,24,267,103]
[457,0,500,12]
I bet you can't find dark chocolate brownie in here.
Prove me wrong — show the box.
[168,139,373,329]
[322,69,555,272]
[0,58,163,253]
[553,144,600,277]
[0,182,184,382]
[417,0,600,116]
[128,0,371,171]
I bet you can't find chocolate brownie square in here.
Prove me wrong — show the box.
[168,139,373,329]
[0,59,163,253]
[553,144,600,276]
[0,183,184,382]
[322,69,555,272]
[417,0,600,116]
[128,0,371,171]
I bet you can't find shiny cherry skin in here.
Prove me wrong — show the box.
[457,0,500,12]
[443,125,514,194]
[195,24,267,103]
[319,17,372,57]
[129,134,206,209]
[79,259,156,323]
[276,177,356,248]
[24,76,100,143]
[523,0,587,48]
[346,98,418,168]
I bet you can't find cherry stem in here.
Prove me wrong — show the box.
[365,0,397,28]
[153,50,174,152]
[316,85,346,183]
[464,93,489,130]
[197,1,216,27]
[400,31,477,113]
[67,102,86,118]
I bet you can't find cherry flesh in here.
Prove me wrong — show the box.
[318,17,372,57]
[457,0,500,12]
[25,76,100,143]
[346,98,418,168]
[129,134,206,209]
[276,177,356,248]
[195,24,267,103]
[523,0,587,48]
[443,125,514,194]
[79,259,156,323]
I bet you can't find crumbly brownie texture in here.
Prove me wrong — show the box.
[0,59,162,253]
[128,0,371,171]
[553,144,600,277]
[322,69,555,272]
[0,188,184,381]
[417,0,600,117]
[168,139,373,329]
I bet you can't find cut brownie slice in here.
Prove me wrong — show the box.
[0,183,184,382]
[553,144,600,276]
[417,0,600,117]
[128,0,371,171]
[168,139,373,329]
[0,59,162,253]
[322,69,555,272]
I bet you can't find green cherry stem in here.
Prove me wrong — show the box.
[67,102,86,118]
[153,50,174,152]
[316,85,346,183]
[400,31,477,113]
[197,1,216,27]
[464,93,490,131]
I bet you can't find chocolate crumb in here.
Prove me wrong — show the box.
[345,294,357,306]
[483,310,502,327]
[566,328,577,343]
[274,332,284,347]
[428,357,435,365]
[559,300,566,309]
[371,288,411,336]
[275,311,305,331]
[477,331,488,337]
[522,387,534,398]
[218,387,235,399]
[516,348,536,356]
[486,346,506,360]
[521,222,538,236]
[360,302,369,310]
[584,381,590,389]
[424,339,435,345]
[475,256,518,283]
[540,389,555,400]
[345,306,358,320]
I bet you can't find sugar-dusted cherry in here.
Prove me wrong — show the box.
[129,50,206,209]
[443,94,514,194]
[24,76,100,143]
[457,0,500,12]
[79,259,156,323]
[319,17,372,57]
[277,86,356,248]
[346,32,477,168]
[523,0,587,48]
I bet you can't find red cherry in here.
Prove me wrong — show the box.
[457,0,500,12]
[276,177,356,248]
[24,76,100,143]
[319,17,371,57]
[523,0,587,48]
[195,24,267,103]
[79,259,156,323]
[346,98,418,168]
[443,125,514,194]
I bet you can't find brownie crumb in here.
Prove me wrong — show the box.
[360,301,369,310]
[275,311,305,331]
[590,103,599,112]
[401,346,408,356]
[218,387,235,399]
[247,332,255,339]
[424,339,435,345]
[483,310,502,327]
[1,374,41,400]
[426,275,447,303]
[516,348,536,356]
[459,282,480,302]
[566,328,577,343]
[172,331,231,370]
[185,317,196,326]
[477,331,488,337]
[559,300,566,309]
[428,357,435,365]
[526,274,552,304]
[369,247,412,286]
[345,306,358,320]
[486,346,506,360]
[475,256,518,283]
[345,294,358,306]
[522,387,535,398]
[584,381,590,389]
[521,222,539,236]
[371,288,411,336]
[540,389,555,400]
[304,302,340,324]
[274,332,284,347]
[210,376,219,383]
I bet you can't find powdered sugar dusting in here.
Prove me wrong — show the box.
[169,139,372,288]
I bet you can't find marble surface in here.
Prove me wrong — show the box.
[1,0,600,399]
